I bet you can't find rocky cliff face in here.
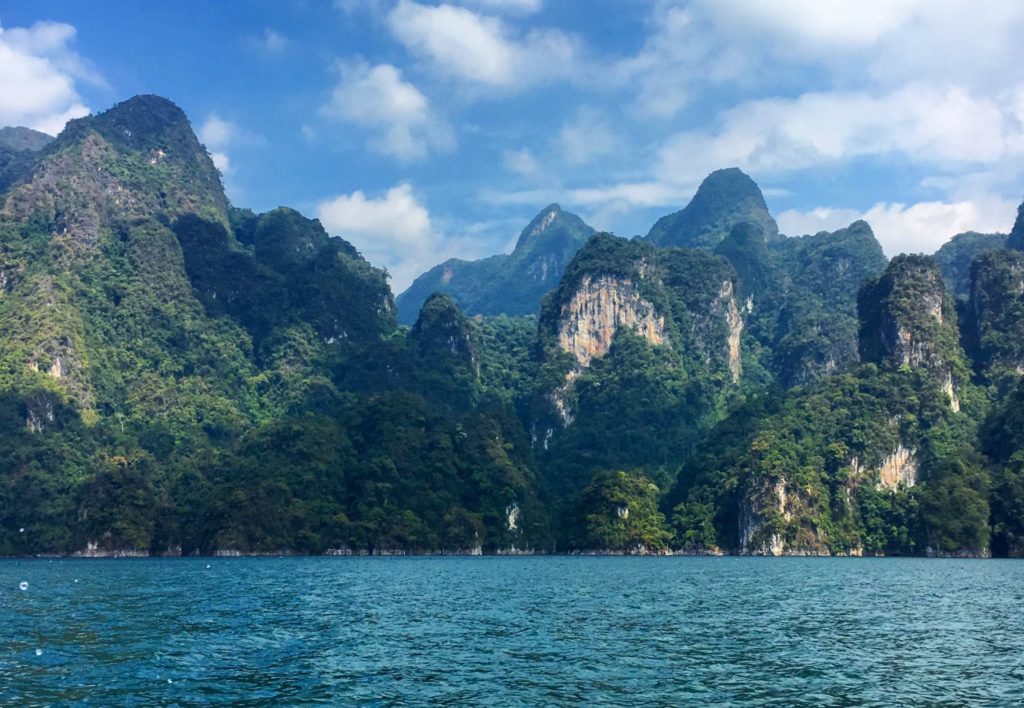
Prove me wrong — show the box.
[556,274,666,367]
[739,477,789,556]
[859,255,966,409]
[722,280,744,383]
[876,444,919,490]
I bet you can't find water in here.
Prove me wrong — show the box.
[2,557,1023,705]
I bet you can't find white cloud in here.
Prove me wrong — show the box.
[655,85,1024,188]
[456,0,543,14]
[693,0,1024,92]
[209,152,231,174]
[323,59,453,160]
[777,197,1018,256]
[386,0,579,89]
[199,115,236,148]
[699,0,923,50]
[318,183,515,291]
[0,21,99,135]
[199,115,239,175]
[559,108,617,165]
[256,28,288,53]
[317,183,436,289]
[503,147,538,176]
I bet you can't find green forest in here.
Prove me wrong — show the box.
[2,95,1024,558]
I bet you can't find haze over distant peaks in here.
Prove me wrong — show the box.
[396,203,595,323]
[645,167,780,249]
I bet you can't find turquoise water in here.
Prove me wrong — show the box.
[2,557,1023,706]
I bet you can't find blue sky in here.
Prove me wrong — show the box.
[2,0,1024,291]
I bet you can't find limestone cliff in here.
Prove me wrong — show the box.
[875,444,919,491]
[859,255,967,410]
[556,274,666,367]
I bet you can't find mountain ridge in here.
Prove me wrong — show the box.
[396,203,595,322]
[2,93,1024,559]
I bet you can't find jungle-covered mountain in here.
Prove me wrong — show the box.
[3,94,1024,558]
[396,204,595,323]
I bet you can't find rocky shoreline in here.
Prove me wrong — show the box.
[4,547,998,559]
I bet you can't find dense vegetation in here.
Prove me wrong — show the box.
[645,167,780,249]
[3,94,1024,558]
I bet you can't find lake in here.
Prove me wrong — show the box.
[2,557,1023,705]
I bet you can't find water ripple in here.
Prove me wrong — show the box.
[2,557,1024,705]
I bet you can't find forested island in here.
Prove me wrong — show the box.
[2,95,1024,558]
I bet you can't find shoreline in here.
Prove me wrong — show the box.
[0,549,1001,559]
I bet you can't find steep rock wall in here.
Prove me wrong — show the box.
[557,275,666,367]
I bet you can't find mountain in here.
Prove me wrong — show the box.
[670,255,985,557]
[966,249,1024,387]
[1007,200,1024,251]
[0,126,53,196]
[0,127,54,152]
[527,233,746,546]
[4,92,1024,559]
[0,95,551,556]
[934,231,1007,300]
[396,204,595,323]
[645,167,780,249]
[769,221,889,387]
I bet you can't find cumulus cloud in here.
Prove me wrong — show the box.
[323,59,453,160]
[698,0,923,50]
[0,21,99,135]
[199,114,239,174]
[317,183,438,290]
[777,197,1018,256]
[694,0,1024,92]
[386,0,579,89]
[317,183,513,290]
[655,85,1024,188]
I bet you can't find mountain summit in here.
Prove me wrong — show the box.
[645,167,779,249]
[396,203,595,322]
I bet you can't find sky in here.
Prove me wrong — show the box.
[2,0,1024,291]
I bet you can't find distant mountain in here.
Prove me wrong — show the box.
[934,231,1007,300]
[769,221,889,387]
[0,126,53,196]
[397,204,594,323]
[1007,200,1024,251]
[0,126,53,152]
[645,167,780,249]
[5,92,1024,560]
